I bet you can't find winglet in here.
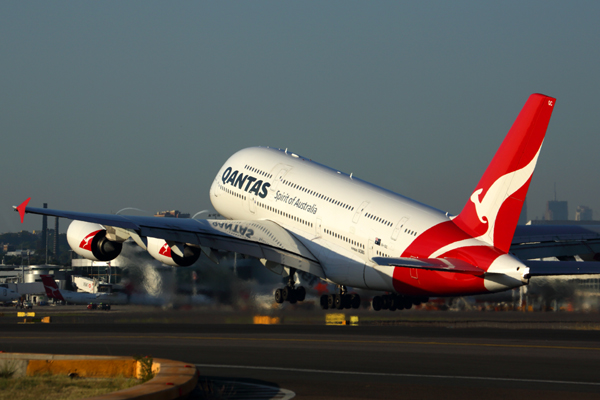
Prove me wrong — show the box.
[15,197,31,224]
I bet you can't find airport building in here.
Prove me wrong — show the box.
[154,210,190,218]
[0,264,70,304]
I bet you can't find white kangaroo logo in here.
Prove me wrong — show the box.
[433,145,543,258]
[470,146,542,244]
[44,284,59,296]
[80,235,94,248]
[160,243,170,255]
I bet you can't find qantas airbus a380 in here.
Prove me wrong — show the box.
[15,94,600,311]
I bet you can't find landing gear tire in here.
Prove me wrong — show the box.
[389,299,397,312]
[320,294,329,310]
[334,294,344,310]
[343,295,352,309]
[350,294,361,309]
[381,295,390,310]
[327,294,335,309]
[295,286,306,302]
[282,286,292,302]
[372,294,418,311]
[275,289,284,304]
[372,296,382,311]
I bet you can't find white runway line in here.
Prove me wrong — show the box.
[196,363,600,387]
[197,376,296,399]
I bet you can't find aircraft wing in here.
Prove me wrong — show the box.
[16,203,325,279]
[371,257,486,276]
[511,225,600,260]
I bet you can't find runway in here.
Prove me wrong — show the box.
[2,308,600,399]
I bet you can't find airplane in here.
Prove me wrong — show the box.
[40,274,128,305]
[0,285,20,303]
[15,94,600,311]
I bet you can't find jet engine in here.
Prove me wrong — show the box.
[146,237,201,267]
[67,220,123,262]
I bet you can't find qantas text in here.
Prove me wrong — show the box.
[221,167,270,198]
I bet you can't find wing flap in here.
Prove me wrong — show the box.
[371,256,486,276]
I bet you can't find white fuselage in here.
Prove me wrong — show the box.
[209,147,525,296]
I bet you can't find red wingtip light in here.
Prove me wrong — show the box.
[16,197,31,224]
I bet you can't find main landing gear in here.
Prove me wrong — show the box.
[274,268,306,304]
[320,285,361,310]
[371,294,428,311]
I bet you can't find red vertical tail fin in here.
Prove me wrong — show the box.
[40,274,66,301]
[453,94,556,252]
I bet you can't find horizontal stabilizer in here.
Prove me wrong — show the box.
[371,257,486,276]
[523,261,600,276]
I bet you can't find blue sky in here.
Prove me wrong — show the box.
[1,1,599,233]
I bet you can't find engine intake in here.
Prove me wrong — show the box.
[67,220,123,262]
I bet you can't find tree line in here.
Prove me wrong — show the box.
[0,231,70,266]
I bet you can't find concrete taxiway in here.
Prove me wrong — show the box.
[2,306,600,399]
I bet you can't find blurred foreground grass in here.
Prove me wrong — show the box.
[0,374,140,400]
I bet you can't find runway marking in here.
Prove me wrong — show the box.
[208,379,295,400]
[195,363,600,387]
[175,336,600,352]
[2,334,600,352]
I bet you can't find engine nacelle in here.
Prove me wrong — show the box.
[146,237,201,267]
[67,220,123,262]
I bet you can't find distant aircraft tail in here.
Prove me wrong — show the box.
[40,274,66,302]
[452,94,556,252]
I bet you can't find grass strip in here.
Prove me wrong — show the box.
[0,374,140,400]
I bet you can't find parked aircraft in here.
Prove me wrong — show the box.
[0,285,19,303]
[40,275,127,305]
[16,94,600,311]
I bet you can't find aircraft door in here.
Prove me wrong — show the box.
[248,194,256,214]
[270,164,292,191]
[353,201,369,223]
[210,179,220,199]
[315,217,322,236]
[367,239,374,261]
[391,217,408,240]
[410,268,418,280]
